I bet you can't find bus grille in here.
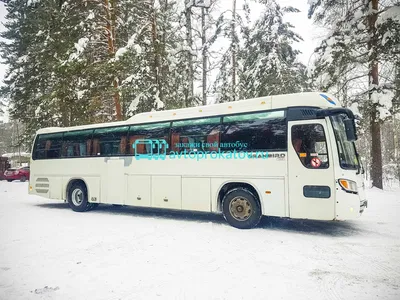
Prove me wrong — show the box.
[35,178,49,194]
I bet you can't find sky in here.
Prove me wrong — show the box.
[276,0,323,66]
[0,0,323,121]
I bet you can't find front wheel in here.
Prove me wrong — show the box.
[20,176,27,182]
[222,188,262,229]
[67,182,97,212]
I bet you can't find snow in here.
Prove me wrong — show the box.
[76,90,85,100]
[68,38,89,61]
[349,102,362,118]
[116,35,142,60]
[0,182,399,299]
[128,93,141,112]
[27,0,39,5]
[377,6,400,25]
[35,105,41,116]
[371,89,394,120]
[86,11,95,20]
[1,152,30,158]
[154,91,164,110]
[74,38,89,54]
[115,47,128,60]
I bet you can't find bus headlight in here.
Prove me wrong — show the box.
[338,179,358,194]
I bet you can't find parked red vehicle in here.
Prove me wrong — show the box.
[4,166,30,182]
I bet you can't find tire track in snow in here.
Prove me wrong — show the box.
[309,269,344,300]
[339,243,400,280]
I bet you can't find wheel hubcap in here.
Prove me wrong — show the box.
[71,189,83,206]
[229,197,252,221]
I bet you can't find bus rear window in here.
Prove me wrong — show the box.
[33,133,63,160]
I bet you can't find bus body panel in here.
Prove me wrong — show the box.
[28,92,366,224]
[182,177,211,212]
[126,175,151,207]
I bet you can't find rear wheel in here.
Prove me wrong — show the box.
[67,182,97,212]
[7,179,13,182]
[222,187,262,229]
[20,176,27,182]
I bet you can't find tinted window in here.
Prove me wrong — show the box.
[330,115,358,169]
[171,117,221,152]
[92,126,129,156]
[291,124,329,169]
[33,133,63,160]
[128,122,170,155]
[221,110,286,151]
[62,129,93,158]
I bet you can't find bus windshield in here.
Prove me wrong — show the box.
[330,115,358,170]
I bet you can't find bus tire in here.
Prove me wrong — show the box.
[222,187,262,229]
[67,181,93,212]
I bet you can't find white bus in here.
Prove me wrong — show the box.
[28,92,367,229]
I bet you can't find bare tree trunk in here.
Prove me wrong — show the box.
[161,0,168,108]
[368,0,383,189]
[150,2,164,107]
[394,115,400,185]
[104,0,122,121]
[231,0,237,102]
[202,7,207,106]
[185,5,193,107]
[16,122,21,167]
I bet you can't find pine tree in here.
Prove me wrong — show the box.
[214,0,309,102]
[239,2,309,99]
[0,0,72,140]
[309,0,400,189]
[213,0,247,102]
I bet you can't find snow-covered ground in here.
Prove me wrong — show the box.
[0,181,399,300]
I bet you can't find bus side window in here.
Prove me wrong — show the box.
[291,124,329,169]
[222,110,286,152]
[93,126,129,156]
[129,135,146,154]
[171,117,221,152]
[62,129,93,158]
[128,122,170,156]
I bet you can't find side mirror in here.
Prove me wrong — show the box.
[344,118,357,141]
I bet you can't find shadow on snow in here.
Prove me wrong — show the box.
[34,202,362,237]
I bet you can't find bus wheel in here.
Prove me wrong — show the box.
[67,182,94,212]
[222,187,262,229]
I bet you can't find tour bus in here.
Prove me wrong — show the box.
[28,92,367,229]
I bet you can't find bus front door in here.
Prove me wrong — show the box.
[288,120,335,220]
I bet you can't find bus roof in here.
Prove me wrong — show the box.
[36,92,339,134]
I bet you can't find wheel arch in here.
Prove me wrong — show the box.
[216,181,263,214]
[66,178,88,201]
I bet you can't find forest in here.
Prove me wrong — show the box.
[0,0,399,188]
